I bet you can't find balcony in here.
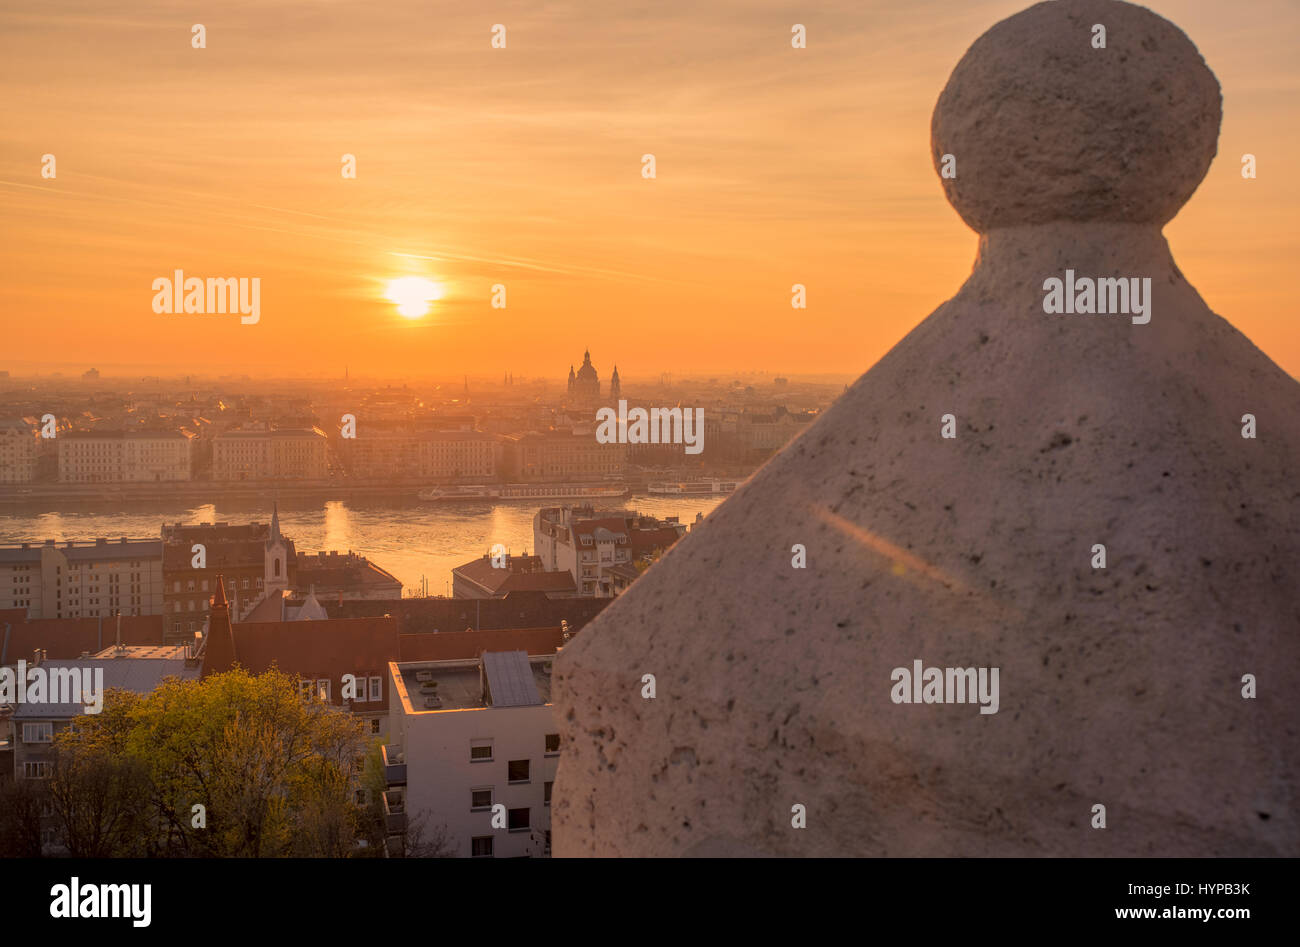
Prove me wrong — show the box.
[381,744,406,786]
[382,790,406,836]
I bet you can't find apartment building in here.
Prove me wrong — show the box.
[384,649,560,858]
[57,430,193,482]
[0,420,39,483]
[160,513,293,636]
[122,431,194,481]
[341,428,502,481]
[533,505,686,597]
[0,539,164,619]
[212,428,327,481]
[508,432,626,482]
[296,551,403,600]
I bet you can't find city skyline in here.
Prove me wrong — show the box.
[2,0,1297,379]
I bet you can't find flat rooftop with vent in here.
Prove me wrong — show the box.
[392,650,552,713]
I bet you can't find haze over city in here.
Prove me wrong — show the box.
[2,0,1297,379]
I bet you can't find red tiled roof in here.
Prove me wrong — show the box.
[573,518,630,538]
[323,590,609,632]
[453,556,576,596]
[629,527,682,552]
[202,609,399,708]
[0,614,167,663]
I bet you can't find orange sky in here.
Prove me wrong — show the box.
[2,0,1296,380]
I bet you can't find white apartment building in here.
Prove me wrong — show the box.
[384,650,560,858]
[341,430,501,481]
[213,428,327,480]
[419,432,498,480]
[57,432,125,482]
[57,431,193,482]
[0,420,39,483]
[123,431,193,481]
[0,538,164,619]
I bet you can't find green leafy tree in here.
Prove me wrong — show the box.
[52,667,370,857]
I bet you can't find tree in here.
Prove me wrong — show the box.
[402,810,458,858]
[48,688,150,857]
[50,667,370,857]
[0,779,45,858]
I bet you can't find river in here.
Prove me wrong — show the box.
[0,494,728,596]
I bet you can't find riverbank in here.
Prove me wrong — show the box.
[0,470,755,511]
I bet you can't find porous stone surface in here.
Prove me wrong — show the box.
[554,0,1299,857]
[933,0,1222,230]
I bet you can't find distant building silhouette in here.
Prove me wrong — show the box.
[567,349,601,405]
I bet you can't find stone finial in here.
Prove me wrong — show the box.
[553,0,1298,859]
[932,0,1221,231]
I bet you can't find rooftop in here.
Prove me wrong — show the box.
[8,655,200,720]
[392,650,553,714]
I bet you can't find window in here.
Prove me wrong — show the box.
[186,579,195,592]
[508,759,529,783]
[544,781,553,806]
[471,788,493,810]
[24,761,49,779]
[355,789,366,805]
[370,718,381,735]
[369,676,382,701]
[241,578,250,589]
[508,808,530,832]
[23,722,53,743]
[470,741,493,762]
[300,679,315,698]
[317,679,330,701]
[471,836,494,858]
[545,733,560,755]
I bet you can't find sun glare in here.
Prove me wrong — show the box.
[385,277,443,318]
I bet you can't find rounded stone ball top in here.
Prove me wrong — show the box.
[931,0,1222,232]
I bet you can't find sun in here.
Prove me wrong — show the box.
[385,277,443,318]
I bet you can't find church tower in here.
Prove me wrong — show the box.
[572,349,600,404]
[610,365,621,402]
[264,502,289,596]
